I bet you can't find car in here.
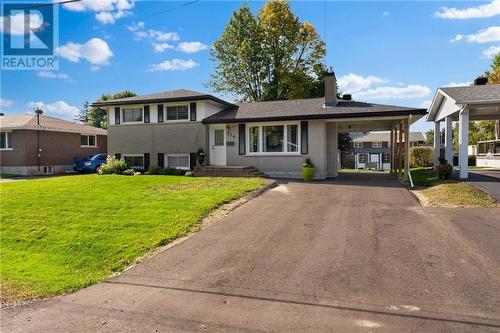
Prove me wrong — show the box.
[73,154,108,173]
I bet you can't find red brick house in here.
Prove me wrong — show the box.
[0,114,107,175]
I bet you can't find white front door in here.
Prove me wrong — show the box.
[209,125,226,166]
[370,153,380,170]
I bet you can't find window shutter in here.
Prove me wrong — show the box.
[144,153,150,170]
[301,121,308,154]
[158,153,164,168]
[158,104,164,123]
[115,153,121,160]
[114,107,120,124]
[239,123,246,155]
[189,153,197,170]
[190,102,197,121]
[144,105,150,123]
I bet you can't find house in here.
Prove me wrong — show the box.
[0,113,107,175]
[427,84,500,178]
[92,71,426,180]
[344,131,427,170]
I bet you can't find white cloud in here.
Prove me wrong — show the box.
[0,12,44,36]
[435,0,500,19]
[148,59,199,72]
[382,11,390,17]
[127,21,144,32]
[57,38,113,65]
[90,66,101,72]
[28,101,79,120]
[337,73,386,93]
[0,99,14,107]
[483,45,500,59]
[177,41,208,53]
[446,81,471,87]
[452,26,500,43]
[37,71,72,81]
[149,30,180,42]
[153,43,174,53]
[355,85,431,100]
[60,0,133,24]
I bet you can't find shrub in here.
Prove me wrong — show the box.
[98,156,128,175]
[453,155,476,167]
[410,147,434,168]
[147,165,163,175]
[302,158,314,168]
[122,169,135,176]
[146,165,187,176]
[436,163,453,180]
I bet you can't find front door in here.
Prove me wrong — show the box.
[209,125,226,166]
[370,153,380,170]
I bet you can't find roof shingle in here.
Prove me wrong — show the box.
[440,84,500,103]
[0,115,107,135]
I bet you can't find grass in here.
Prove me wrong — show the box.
[410,167,497,207]
[0,174,21,178]
[0,174,264,301]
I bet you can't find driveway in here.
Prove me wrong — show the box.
[2,173,500,332]
[468,169,500,201]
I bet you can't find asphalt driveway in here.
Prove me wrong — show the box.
[2,173,500,332]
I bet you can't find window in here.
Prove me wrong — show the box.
[382,153,390,163]
[43,166,54,174]
[372,142,383,148]
[81,134,97,147]
[353,142,363,148]
[123,155,144,169]
[123,108,142,122]
[214,129,224,146]
[358,154,368,163]
[166,154,190,170]
[247,123,299,154]
[166,105,189,121]
[0,131,12,149]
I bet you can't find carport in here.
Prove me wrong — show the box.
[335,112,425,183]
[427,84,500,179]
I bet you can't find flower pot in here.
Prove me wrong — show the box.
[302,167,315,181]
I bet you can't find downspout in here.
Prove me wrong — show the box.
[35,108,43,171]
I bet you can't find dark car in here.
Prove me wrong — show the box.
[73,154,108,173]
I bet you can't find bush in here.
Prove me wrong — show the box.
[98,156,128,175]
[452,155,476,167]
[436,163,453,180]
[147,165,187,176]
[122,169,135,176]
[410,147,434,168]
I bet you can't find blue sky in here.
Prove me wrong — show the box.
[1,0,499,132]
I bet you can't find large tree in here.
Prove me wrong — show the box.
[209,1,326,102]
[84,90,136,128]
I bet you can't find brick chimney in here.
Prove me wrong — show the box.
[325,68,337,107]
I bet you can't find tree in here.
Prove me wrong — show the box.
[209,1,326,102]
[424,128,445,145]
[87,90,136,128]
[75,100,90,123]
[485,52,500,84]
[338,132,351,151]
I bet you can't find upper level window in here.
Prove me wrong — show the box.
[166,105,189,121]
[81,134,97,147]
[372,142,383,148]
[353,142,363,148]
[247,123,299,155]
[123,108,142,122]
[0,131,12,150]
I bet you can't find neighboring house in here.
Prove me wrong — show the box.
[0,114,107,175]
[345,132,427,170]
[92,71,426,179]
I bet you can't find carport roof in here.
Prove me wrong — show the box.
[440,85,500,104]
[203,98,426,124]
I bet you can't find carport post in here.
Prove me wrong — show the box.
[398,121,403,176]
[390,129,394,173]
[433,121,441,168]
[444,116,454,166]
[403,118,410,183]
[458,108,469,179]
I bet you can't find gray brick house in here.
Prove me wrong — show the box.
[93,71,427,179]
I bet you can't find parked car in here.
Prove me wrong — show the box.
[73,154,108,173]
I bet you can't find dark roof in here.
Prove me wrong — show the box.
[351,131,426,142]
[91,89,236,107]
[440,85,500,104]
[203,97,427,124]
[0,114,107,135]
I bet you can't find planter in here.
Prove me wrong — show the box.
[302,167,315,181]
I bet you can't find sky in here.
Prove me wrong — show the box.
[1,0,499,133]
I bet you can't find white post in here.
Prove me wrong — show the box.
[403,118,410,183]
[444,116,454,166]
[459,108,469,179]
[433,121,441,167]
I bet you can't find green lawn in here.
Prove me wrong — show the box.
[410,167,497,207]
[0,175,264,301]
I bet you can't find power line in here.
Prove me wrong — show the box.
[120,0,200,26]
[17,0,82,10]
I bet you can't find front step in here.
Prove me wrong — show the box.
[194,166,267,178]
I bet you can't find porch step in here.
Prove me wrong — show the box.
[194,166,267,178]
